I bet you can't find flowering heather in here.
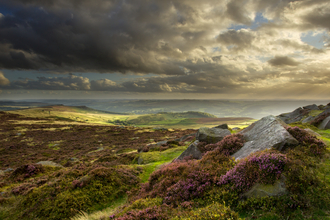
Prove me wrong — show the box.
[310,112,330,127]
[286,126,326,155]
[218,151,288,193]
[199,133,245,155]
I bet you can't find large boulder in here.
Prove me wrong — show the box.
[303,104,319,110]
[277,107,308,124]
[232,115,298,160]
[175,140,202,161]
[213,124,229,129]
[196,127,231,144]
[242,177,287,198]
[302,116,315,123]
[318,116,330,130]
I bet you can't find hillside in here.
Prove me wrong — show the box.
[0,103,330,220]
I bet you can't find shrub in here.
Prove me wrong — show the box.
[218,150,287,193]
[113,205,170,220]
[175,202,242,220]
[286,126,326,156]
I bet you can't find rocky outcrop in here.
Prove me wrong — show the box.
[318,116,330,130]
[302,116,315,123]
[232,115,298,160]
[175,133,196,142]
[175,140,202,161]
[303,104,319,110]
[213,124,229,129]
[242,177,287,198]
[196,127,231,144]
[304,128,321,137]
[277,107,307,124]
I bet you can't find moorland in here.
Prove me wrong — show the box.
[0,101,330,220]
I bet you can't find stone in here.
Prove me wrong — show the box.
[302,116,315,123]
[303,104,319,110]
[4,168,13,173]
[277,107,307,124]
[175,140,202,161]
[213,124,229,129]
[153,127,168,131]
[232,115,298,160]
[318,116,330,130]
[138,157,143,165]
[175,133,196,142]
[36,161,63,168]
[232,127,240,131]
[70,157,80,162]
[242,177,287,198]
[304,128,321,137]
[196,127,231,144]
[0,170,4,176]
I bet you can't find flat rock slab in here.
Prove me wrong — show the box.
[232,115,298,160]
[196,127,231,144]
[242,178,287,198]
[175,140,202,161]
[318,116,330,130]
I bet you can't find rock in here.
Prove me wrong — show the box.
[303,104,319,110]
[213,124,229,129]
[302,116,315,123]
[242,177,287,198]
[175,133,196,142]
[232,115,298,160]
[118,126,125,129]
[153,127,168,131]
[4,168,13,173]
[175,140,202,161]
[277,107,308,124]
[196,127,231,144]
[138,157,143,165]
[304,128,321,137]
[147,140,168,148]
[70,157,79,162]
[318,116,330,130]
[0,170,4,176]
[36,161,63,168]
[232,127,240,131]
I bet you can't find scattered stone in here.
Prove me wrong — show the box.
[138,157,143,165]
[304,128,321,137]
[147,140,168,147]
[175,140,202,161]
[213,124,229,129]
[175,133,196,142]
[70,157,80,162]
[242,176,287,199]
[277,107,308,124]
[16,133,22,136]
[232,127,240,131]
[153,127,168,131]
[318,116,330,130]
[131,137,140,140]
[196,127,231,144]
[303,104,319,110]
[36,161,63,168]
[0,170,4,176]
[302,116,315,123]
[232,115,298,160]
[118,126,125,129]
[4,168,14,173]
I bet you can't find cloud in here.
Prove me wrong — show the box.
[268,56,300,66]
[0,71,10,86]
[217,29,255,51]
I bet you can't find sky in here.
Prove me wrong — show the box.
[0,0,329,100]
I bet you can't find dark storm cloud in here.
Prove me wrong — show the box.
[268,56,300,67]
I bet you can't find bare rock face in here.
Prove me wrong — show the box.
[175,140,202,161]
[302,116,316,123]
[303,104,319,110]
[213,124,229,129]
[242,177,287,199]
[318,116,330,130]
[277,107,307,124]
[232,115,298,160]
[196,127,231,144]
